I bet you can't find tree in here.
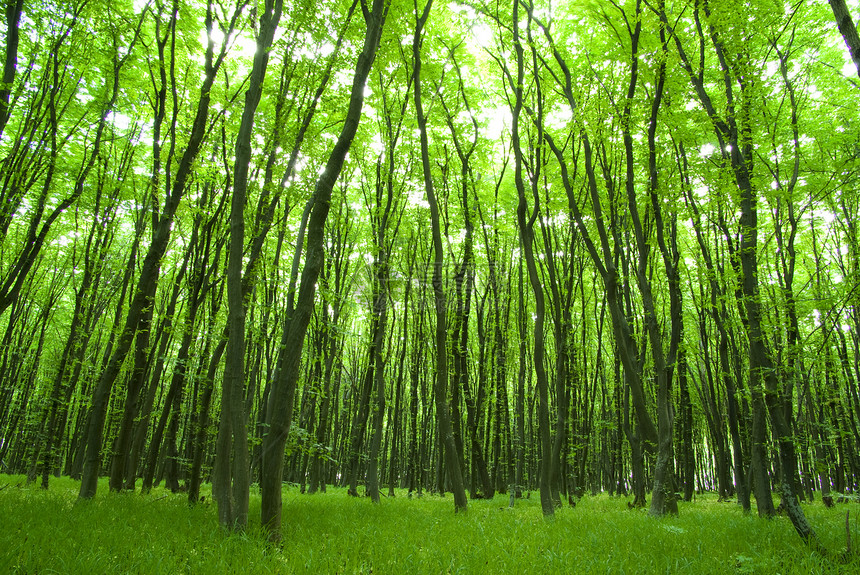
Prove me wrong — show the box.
[79,1,223,500]
[412,0,468,513]
[259,0,389,541]
[829,0,860,79]
[214,0,283,532]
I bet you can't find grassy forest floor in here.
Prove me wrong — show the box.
[1,475,858,574]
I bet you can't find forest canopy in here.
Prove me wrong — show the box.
[1,0,859,548]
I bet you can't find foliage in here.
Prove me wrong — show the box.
[0,0,859,555]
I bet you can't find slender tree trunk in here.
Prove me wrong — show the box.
[366,287,388,503]
[260,0,387,540]
[412,0,467,512]
[214,0,283,531]
[512,260,527,503]
[345,344,376,495]
[509,1,554,516]
[188,334,227,505]
[829,0,860,78]
[78,7,225,500]
[0,0,23,137]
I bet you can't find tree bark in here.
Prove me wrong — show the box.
[412,0,467,513]
[510,0,554,517]
[829,0,860,79]
[78,4,229,500]
[259,0,387,540]
[0,0,23,137]
[214,0,283,532]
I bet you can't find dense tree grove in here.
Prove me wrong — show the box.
[1,0,859,546]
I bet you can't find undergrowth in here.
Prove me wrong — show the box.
[1,474,858,574]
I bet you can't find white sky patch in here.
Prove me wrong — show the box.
[77,87,93,106]
[203,27,225,53]
[109,111,132,132]
[233,33,258,59]
[690,177,708,199]
[480,105,510,141]
[296,31,336,60]
[545,104,572,130]
[806,83,823,100]
[334,64,351,84]
[470,21,494,50]
[815,208,836,225]
[407,182,429,209]
[765,60,780,78]
[451,2,494,50]
[447,228,465,245]
[369,134,384,157]
[699,143,715,157]
[200,28,257,63]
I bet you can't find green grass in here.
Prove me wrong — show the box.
[1,475,858,574]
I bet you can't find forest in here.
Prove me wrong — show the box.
[0,0,859,556]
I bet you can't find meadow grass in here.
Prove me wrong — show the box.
[1,474,858,574]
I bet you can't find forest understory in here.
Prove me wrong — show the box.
[2,476,859,574]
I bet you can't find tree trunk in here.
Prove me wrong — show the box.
[259,0,387,540]
[213,0,283,531]
[829,0,860,79]
[412,0,467,512]
[510,1,554,516]
[78,5,226,500]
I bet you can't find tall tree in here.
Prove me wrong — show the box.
[259,0,389,541]
[214,0,284,532]
[507,0,554,517]
[412,0,468,513]
[655,0,820,546]
[79,1,226,500]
